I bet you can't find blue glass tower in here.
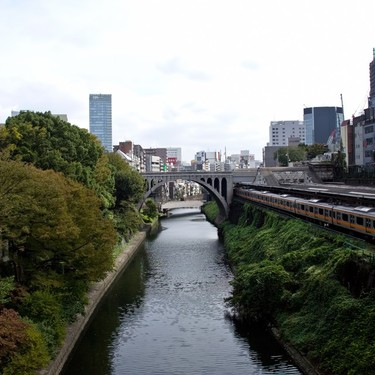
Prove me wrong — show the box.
[89,94,112,152]
[303,106,344,147]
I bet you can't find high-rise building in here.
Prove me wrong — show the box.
[89,94,112,152]
[268,120,305,146]
[303,106,344,148]
[369,48,375,108]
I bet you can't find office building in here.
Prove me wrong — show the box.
[269,120,305,146]
[369,48,375,108]
[166,147,182,170]
[89,94,112,152]
[303,106,344,147]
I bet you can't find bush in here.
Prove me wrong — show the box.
[2,323,50,375]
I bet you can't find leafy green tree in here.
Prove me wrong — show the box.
[1,111,104,186]
[0,309,28,365]
[305,143,329,160]
[142,199,159,220]
[0,160,116,284]
[0,278,14,306]
[107,153,145,206]
[1,315,50,375]
[274,146,306,166]
[113,201,143,242]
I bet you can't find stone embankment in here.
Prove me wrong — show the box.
[39,231,147,375]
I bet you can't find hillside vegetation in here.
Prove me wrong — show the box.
[203,200,375,375]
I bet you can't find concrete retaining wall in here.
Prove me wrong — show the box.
[39,231,147,375]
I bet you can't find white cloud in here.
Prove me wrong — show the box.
[1,0,375,161]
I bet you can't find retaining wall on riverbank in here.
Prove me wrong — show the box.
[39,230,147,375]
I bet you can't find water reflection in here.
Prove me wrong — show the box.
[62,209,301,375]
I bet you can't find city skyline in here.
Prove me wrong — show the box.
[1,1,375,162]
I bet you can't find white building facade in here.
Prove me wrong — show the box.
[269,120,305,146]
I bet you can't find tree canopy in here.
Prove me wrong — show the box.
[107,153,145,206]
[1,111,104,187]
[0,111,149,373]
[0,160,116,284]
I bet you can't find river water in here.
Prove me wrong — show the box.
[62,208,302,375]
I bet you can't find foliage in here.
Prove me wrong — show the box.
[113,202,143,242]
[305,143,329,160]
[0,277,14,305]
[1,321,50,375]
[0,308,29,365]
[141,199,159,222]
[228,260,291,321]
[0,112,148,373]
[201,201,219,223]
[274,146,306,166]
[107,153,145,206]
[1,111,104,187]
[223,202,375,374]
[0,160,116,285]
[20,290,66,354]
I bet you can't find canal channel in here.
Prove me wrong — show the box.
[62,208,302,375]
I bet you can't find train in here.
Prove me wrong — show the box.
[234,186,375,240]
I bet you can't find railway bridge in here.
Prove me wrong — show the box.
[139,166,322,222]
[140,171,233,222]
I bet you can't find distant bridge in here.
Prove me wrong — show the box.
[161,200,204,210]
[139,167,321,222]
[140,172,234,223]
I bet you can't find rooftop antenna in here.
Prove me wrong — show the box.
[340,93,345,118]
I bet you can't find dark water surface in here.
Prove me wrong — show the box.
[62,209,302,375]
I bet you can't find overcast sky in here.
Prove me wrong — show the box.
[1,0,374,162]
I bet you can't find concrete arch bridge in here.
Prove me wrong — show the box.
[139,172,234,222]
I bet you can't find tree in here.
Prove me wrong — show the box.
[0,309,28,365]
[274,146,306,166]
[0,111,105,188]
[141,199,159,222]
[107,153,145,206]
[305,143,329,160]
[0,160,117,284]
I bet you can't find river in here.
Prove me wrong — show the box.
[62,208,302,375]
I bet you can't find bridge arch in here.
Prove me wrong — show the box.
[139,172,234,222]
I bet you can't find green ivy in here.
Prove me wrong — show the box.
[222,201,375,374]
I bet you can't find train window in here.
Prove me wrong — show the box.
[366,219,371,228]
[319,208,323,215]
[342,213,349,222]
[356,217,364,226]
[309,206,314,213]
[300,204,305,211]
[325,210,331,217]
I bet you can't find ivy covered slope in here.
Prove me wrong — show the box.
[0,112,148,374]
[205,200,375,375]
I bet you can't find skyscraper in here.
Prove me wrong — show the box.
[369,48,375,108]
[89,94,112,152]
[303,106,344,148]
